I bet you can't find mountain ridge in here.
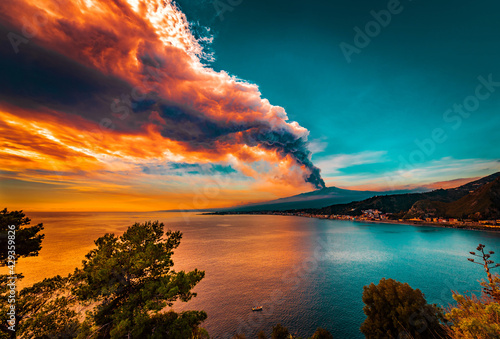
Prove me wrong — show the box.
[406,177,500,220]
[310,172,500,218]
[222,186,427,212]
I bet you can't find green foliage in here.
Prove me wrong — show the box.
[468,244,500,301]
[0,216,206,339]
[0,208,44,264]
[445,293,500,339]
[360,278,445,339]
[73,220,206,338]
[17,275,80,339]
[480,274,500,304]
[0,208,45,337]
[192,327,210,339]
[444,244,500,338]
[231,326,333,339]
[272,323,290,339]
[310,327,333,339]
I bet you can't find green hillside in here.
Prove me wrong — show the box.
[308,172,500,218]
[407,177,500,220]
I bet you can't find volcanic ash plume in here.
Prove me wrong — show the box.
[0,0,325,189]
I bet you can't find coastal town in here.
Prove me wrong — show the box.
[210,209,500,231]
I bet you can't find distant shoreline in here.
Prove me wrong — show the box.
[350,218,500,233]
[204,211,500,232]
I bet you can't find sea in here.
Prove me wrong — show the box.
[11,212,500,338]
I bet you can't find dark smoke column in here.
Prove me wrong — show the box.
[249,128,326,189]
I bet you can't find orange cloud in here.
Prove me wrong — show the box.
[0,0,325,211]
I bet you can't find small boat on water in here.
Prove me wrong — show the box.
[252,306,263,311]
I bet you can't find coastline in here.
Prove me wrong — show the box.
[204,211,500,232]
[349,218,500,233]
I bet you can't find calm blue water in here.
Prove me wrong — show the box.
[15,212,500,338]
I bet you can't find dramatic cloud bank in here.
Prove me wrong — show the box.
[0,0,325,209]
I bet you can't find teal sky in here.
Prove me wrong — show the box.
[2,0,500,212]
[177,0,500,189]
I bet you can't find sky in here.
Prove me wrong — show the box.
[1,0,500,211]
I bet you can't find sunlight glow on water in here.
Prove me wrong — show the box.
[11,212,500,338]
